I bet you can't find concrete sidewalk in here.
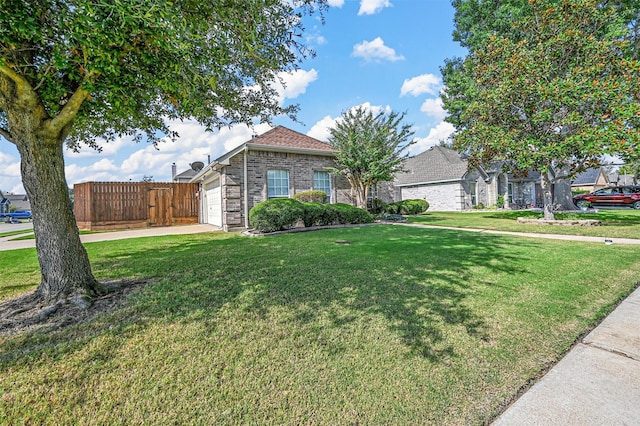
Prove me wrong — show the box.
[0,224,219,251]
[492,285,640,425]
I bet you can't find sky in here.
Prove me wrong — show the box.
[0,0,467,194]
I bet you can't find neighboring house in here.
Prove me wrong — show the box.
[0,191,30,212]
[190,126,352,231]
[609,173,637,186]
[172,162,206,183]
[393,146,501,211]
[393,146,544,211]
[571,167,609,192]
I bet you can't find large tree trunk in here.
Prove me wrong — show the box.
[540,172,555,220]
[15,129,99,307]
[553,176,576,211]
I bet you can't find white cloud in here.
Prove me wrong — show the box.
[409,121,456,155]
[307,115,338,141]
[273,69,319,103]
[352,37,404,63]
[400,74,442,97]
[358,0,392,15]
[327,0,345,6]
[306,102,392,142]
[0,147,23,193]
[420,97,447,121]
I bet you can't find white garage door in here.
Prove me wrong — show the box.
[205,180,222,227]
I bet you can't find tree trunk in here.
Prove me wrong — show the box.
[540,172,555,220]
[553,177,576,211]
[15,129,99,307]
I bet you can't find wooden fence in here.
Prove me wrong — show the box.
[74,182,199,230]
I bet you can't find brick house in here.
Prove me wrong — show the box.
[190,126,352,231]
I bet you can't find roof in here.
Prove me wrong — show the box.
[249,126,334,151]
[190,126,335,182]
[572,168,602,185]
[395,146,470,186]
[173,169,197,181]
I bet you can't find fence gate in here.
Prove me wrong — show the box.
[148,188,172,226]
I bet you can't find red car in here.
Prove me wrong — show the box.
[573,186,640,209]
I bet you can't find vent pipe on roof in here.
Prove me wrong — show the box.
[171,163,177,179]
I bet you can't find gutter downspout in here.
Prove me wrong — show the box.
[244,146,249,229]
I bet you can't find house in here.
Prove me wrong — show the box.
[393,146,544,210]
[609,173,636,187]
[393,146,502,211]
[0,191,30,212]
[172,162,205,183]
[571,168,609,192]
[190,126,352,231]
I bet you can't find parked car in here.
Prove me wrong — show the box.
[573,186,640,209]
[10,210,32,219]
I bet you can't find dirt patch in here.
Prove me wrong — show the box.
[0,279,150,337]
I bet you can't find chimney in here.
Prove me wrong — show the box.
[171,162,177,180]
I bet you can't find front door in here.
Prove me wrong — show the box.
[148,188,172,226]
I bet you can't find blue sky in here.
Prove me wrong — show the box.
[0,0,466,194]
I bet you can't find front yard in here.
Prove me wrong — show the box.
[408,208,640,239]
[1,225,639,424]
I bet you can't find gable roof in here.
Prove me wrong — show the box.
[395,146,470,186]
[249,126,334,151]
[190,126,335,182]
[572,168,605,186]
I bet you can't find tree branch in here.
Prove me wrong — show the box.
[0,127,14,144]
[46,70,99,137]
[0,62,39,108]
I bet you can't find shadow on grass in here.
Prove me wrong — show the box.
[0,226,530,366]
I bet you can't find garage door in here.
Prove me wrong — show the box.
[205,180,222,227]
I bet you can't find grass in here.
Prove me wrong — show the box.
[408,208,640,239]
[1,226,639,424]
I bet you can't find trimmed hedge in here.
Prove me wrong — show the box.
[384,199,429,215]
[294,190,328,204]
[249,198,305,233]
[250,199,373,233]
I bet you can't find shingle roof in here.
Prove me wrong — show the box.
[572,168,601,185]
[249,126,334,151]
[395,146,469,185]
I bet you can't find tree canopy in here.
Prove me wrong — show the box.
[0,0,327,305]
[327,106,415,209]
[443,0,640,218]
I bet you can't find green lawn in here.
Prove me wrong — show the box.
[1,226,639,424]
[408,208,640,239]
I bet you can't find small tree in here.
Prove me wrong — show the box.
[327,106,415,209]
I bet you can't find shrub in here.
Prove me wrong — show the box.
[302,202,337,227]
[331,203,374,224]
[370,198,387,214]
[496,194,505,209]
[294,190,328,204]
[249,198,305,233]
[384,199,429,215]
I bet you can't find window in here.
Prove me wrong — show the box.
[313,171,331,201]
[267,169,289,198]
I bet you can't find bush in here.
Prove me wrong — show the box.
[294,190,328,203]
[301,202,337,227]
[331,203,374,224]
[384,199,429,215]
[370,198,387,214]
[249,198,305,233]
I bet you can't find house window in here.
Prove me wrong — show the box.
[267,169,289,198]
[313,171,331,201]
[470,183,477,206]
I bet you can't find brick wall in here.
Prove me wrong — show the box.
[220,149,353,230]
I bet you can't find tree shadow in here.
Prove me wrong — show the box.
[0,226,531,367]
